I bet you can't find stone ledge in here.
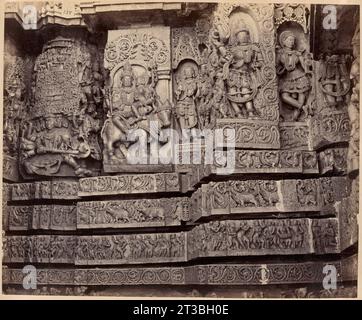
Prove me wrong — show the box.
[3,217,341,265]
[11,180,79,201]
[191,177,348,220]
[215,119,280,150]
[77,198,190,229]
[310,111,350,150]
[4,205,76,231]
[3,255,356,286]
[78,173,180,197]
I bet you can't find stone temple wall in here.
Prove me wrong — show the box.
[2,2,359,298]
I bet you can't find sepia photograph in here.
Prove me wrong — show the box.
[1,0,360,300]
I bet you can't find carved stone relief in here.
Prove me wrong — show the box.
[20,37,103,178]
[2,2,358,298]
[102,27,173,172]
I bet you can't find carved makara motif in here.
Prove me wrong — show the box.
[20,37,103,178]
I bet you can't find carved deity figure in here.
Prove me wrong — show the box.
[197,62,214,129]
[110,62,139,134]
[102,61,172,161]
[4,76,24,156]
[175,66,199,137]
[134,71,160,115]
[91,61,104,106]
[223,25,263,118]
[277,31,312,121]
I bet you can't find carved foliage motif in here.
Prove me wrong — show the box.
[216,120,280,149]
[78,173,180,196]
[310,111,350,149]
[274,4,310,33]
[215,150,318,174]
[3,260,347,286]
[195,261,341,285]
[280,122,310,150]
[104,32,170,70]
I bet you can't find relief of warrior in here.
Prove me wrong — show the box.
[276,31,312,121]
[223,24,263,118]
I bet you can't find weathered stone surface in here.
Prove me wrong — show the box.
[3,155,19,182]
[338,178,359,251]
[2,183,11,231]
[310,111,350,150]
[11,180,79,200]
[341,254,358,282]
[6,205,76,231]
[78,173,180,196]
[319,147,348,175]
[280,122,310,150]
[311,218,340,254]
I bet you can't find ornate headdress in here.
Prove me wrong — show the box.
[279,31,295,47]
[120,61,134,80]
[235,21,250,37]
